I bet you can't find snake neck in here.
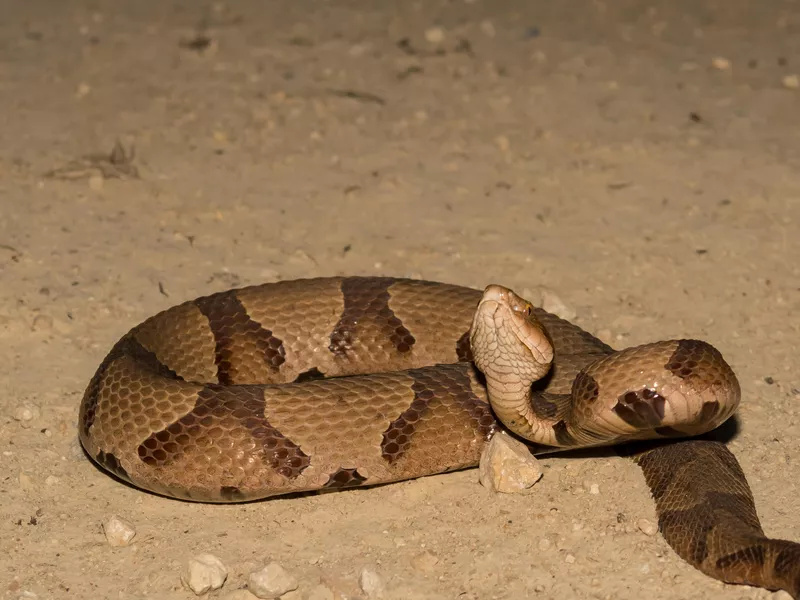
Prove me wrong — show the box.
[483,370,560,446]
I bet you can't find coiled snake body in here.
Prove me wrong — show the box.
[79,276,800,596]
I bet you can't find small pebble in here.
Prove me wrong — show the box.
[13,404,41,424]
[359,566,385,599]
[494,135,510,153]
[248,563,298,599]
[637,518,658,536]
[565,554,576,564]
[479,20,496,38]
[424,27,445,44]
[102,515,137,547]
[782,74,799,89]
[540,290,577,321]
[537,538,552,551]
[411,550,439,572]
[18,472,34,491]
[44,475,59,486]
[75,82,91,98]
[479,432,542,493]
[711,57,731,70]
[181,553,228,595]
[589,483,600,495]
[88,174,104,192]
[306,585,335,600]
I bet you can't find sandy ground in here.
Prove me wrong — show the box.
[1,0,799,598]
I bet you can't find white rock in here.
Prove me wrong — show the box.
[782,74,799,89]
[359,566,385,599]
[637,518,658,536]
[540,290,577,321]
[479,20,496,38]
[307,585,335,600]
[424,27,445,44]
[248,563,298,599]
[711,57,731,70]
[102,515,136,547]
[537,538,552,551]
[13,403,41,424]
[479,432,542,493]
[181,553,228,595]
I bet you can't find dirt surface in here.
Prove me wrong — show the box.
[1,0,799,598]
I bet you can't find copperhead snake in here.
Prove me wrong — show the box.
[79,276,800,597]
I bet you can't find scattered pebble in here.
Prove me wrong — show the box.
[565,553,576,564]
[75,82,91,98]
[88,174,104,191]
[494,135,510,153]
[18,472,34,491]
[479,432,543,493]
[13,403,41,425]
[359,566,385,599]
[248,563,298,599]
[411,550,439,572]
[711,57,731,70]
[540,290,577,321]
[479,20,496,38]
[102,515,137,547]
[637,518,658,536]
[306,584,335,600]
[44,475,59,486]
[588,483,600,495]
[537,538,552,551]
[782,74,799,89]
[181,553,228,595]
[424,27,445,44]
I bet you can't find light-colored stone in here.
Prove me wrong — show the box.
[479,432,543,493]
[358,566,385,599]
[424,27,445,44]
[102,514,137,547]
[782,74,799,89]
[637,518,658,536]
[711,57,731,70]
[13,403,41,423]
[181,553,228,595]
[248,563,298,599]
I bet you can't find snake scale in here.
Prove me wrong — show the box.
[79,276,800,597]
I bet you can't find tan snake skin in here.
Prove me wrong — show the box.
[79,276,800,597]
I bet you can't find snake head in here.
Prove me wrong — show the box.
[469,284,554,382]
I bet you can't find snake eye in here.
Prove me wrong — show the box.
[524,304,532,317]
